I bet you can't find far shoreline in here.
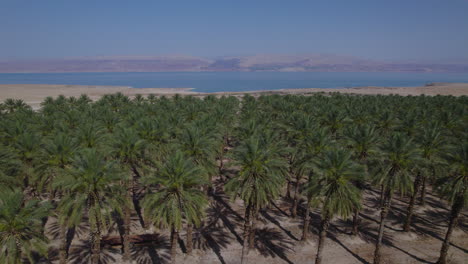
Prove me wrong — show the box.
[0,82,467,109]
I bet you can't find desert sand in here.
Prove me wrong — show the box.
[43,175,467,264]
[1,83,467,109]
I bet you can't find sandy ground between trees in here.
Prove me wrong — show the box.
[43,175,467,264]
[0,82,467,109]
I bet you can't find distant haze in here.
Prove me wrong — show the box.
[0,54,467,73]
[1,1,468,62]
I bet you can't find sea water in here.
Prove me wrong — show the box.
[1,72,468,93]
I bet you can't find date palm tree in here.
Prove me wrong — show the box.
[0,146,21,191]
[13,131,43,191]
[0,189,51,264]
[403,124,445,232]
[37,132,78,200]
[142,151,208,264]
[372,133,420,264]
[308,148,364,264]
[75,122,107,149]
[179,125,217,190]
[54,149,127,264]
[301,128,333,241]
[36,132,78,264]
[225,134,288,263]
[435,143,467,264]
[286,113,315,218]
[110,126,147,262]
[177,125,217,253]
[345,124,379,235]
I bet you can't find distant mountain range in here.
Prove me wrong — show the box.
[1,54,467,73]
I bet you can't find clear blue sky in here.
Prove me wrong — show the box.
[1,0,467,61]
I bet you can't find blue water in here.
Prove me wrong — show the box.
[1,72,468,93]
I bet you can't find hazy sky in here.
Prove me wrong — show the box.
[1,0,468,61]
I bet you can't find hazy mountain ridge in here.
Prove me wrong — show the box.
[1,54,467,73]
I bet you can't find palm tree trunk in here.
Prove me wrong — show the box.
[315,212,331,264]
[291,174,300,218]
[219,144,225,176]
[379,184,385,207]
[130,165,140,201]
[403,172,421,232]
[286,180,291,199]
[248,206,259,249]
[436,195,464,264]
[122,196,132,262]
[14,241,22,264]
[90,227,101,264]
[170,227,179,264]
[419,176,426,206]
[373,189,392,264]
[301,197,311,241]
[207,175,214,196]
[131,165,145,228]
[241,203,252,264]
[186,223,193,254]
[352,208,360,235]
[58,223,68,264]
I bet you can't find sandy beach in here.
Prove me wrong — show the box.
[1,82,467,109]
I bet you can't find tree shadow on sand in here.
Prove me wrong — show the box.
[210,193,245,245]
[130,234,171,264]
[341,214,433,263]
[362,193,468,254]
[46,217,87,241]
[327,233,370,264]
[193,221,233,264]
[254,227,295,264]
[259,209,299,241]
[67,240,120,264]
[296,207,322,236]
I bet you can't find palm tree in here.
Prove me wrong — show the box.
[301,128,333,241]
[434,143,467,264]
[75,122,107,149]
[212,98,239,176]
[225,134,287,263]
[2,99,31,113]
[403,124,445,232]
[142,151,208,264]
[372,133,420,264]
[320,109,347,138]
[374,110,398,136]
[54,149,127,264]
[37,132,78,200]
[135,116,171,160]
[36,132,78,264]
[0,146,21,191]
[0,189,51,264]
[13,131,43,191]
[177,125,218,253]
[285,113,315,218]
[308,149,364,264]
[110,126,147,261]
[344,124,379,235]
[178,125,217,192]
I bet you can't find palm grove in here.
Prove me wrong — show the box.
[0,92,466,264]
